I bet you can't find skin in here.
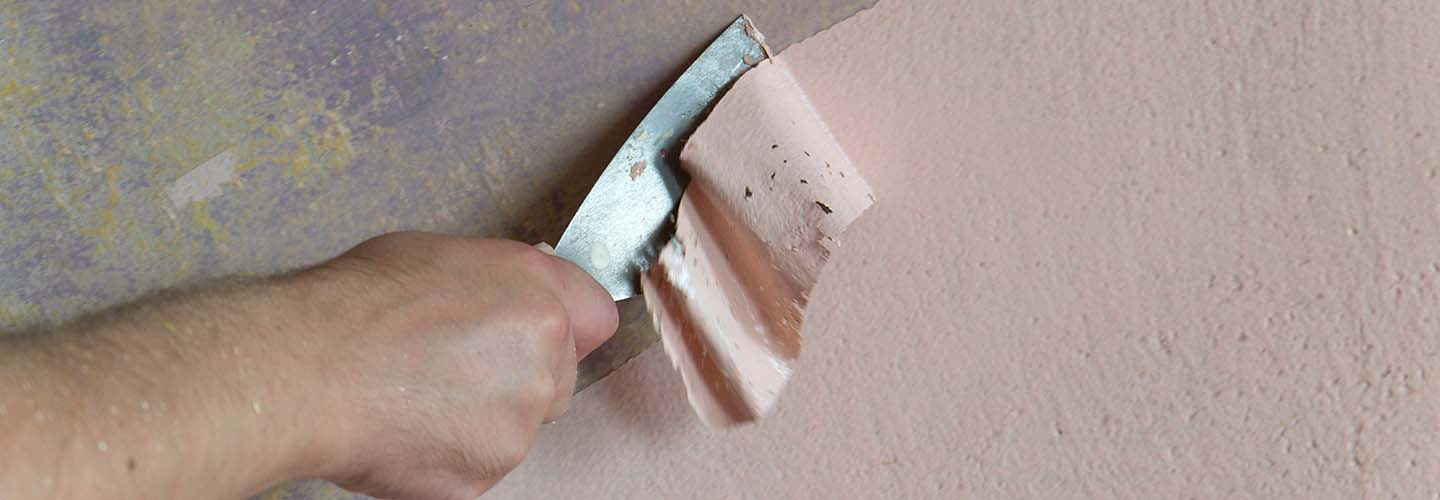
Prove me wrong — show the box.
[0,231,619,500]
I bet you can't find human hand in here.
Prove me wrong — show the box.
[294,232,617,500]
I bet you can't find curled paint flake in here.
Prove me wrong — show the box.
[642,57,872,427]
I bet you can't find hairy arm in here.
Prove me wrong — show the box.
[0,277,341,498]
[0,232,618,500]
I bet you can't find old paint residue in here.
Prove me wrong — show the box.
[0,1,368,323]
[168,150,239,209]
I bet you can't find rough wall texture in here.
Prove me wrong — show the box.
[492,0,1440,498]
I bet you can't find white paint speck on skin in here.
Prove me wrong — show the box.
[252,401,262,415]
[166,149,238,208]
[97,440,108,452]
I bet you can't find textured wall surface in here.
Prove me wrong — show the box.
[492,0,1440,498]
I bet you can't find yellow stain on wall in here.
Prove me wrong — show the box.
[245,96,358,187]
[189,200,226,245]
[0,291,40,331]
[75,164,129,255]
[317,113,356,169]
[0,80,45,110]
[38,156,77,220]
[2,0,376,324]
[290,141,313,182]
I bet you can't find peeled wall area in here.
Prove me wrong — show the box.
[492,0,1440,497]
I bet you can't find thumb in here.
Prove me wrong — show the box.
[532,243,619,359]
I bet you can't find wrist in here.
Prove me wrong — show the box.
[272,254,470,485]
[249,272,364,482]
[265,263,419,482]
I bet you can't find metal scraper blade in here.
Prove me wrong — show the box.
[559,16,768,390]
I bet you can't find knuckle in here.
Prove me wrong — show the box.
[507,244,560,278]
[522,376,559,409]
[486,239,562,277]
[529,298,571,347]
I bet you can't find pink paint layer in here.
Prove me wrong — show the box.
[640,58,874,427]
[494,0,1440,497]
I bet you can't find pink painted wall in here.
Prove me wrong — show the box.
[492,0,1440,497]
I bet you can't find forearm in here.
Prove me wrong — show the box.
[0,276,342,499]
[0,232,618,500]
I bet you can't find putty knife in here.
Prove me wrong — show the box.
[556,16,769,390]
